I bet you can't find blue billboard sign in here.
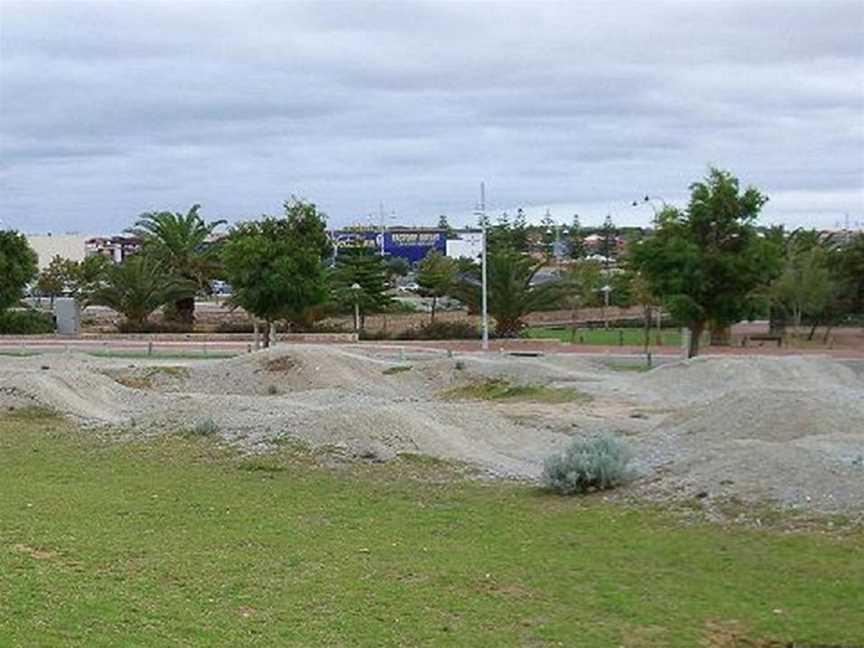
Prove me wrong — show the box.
[333,230,446,265]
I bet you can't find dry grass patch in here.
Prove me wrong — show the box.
[110,366,189,390]
[443,378,592,404]
[264,356,297,372]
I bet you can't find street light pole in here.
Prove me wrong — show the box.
[350,282,362,336]
[632,195,668,229]
[480,182,489,351]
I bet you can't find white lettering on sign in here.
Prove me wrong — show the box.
[390,233,440,246]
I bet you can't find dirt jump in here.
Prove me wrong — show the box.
[2,346,862,515]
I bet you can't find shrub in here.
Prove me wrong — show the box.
[386,300,419,313]
[358,328,394,341]
[215,321,255,333]
[0,309,55,334]
[382,365,412,375]
[542,435,632,495]
[187,418,218,437]
[396,320,480,340]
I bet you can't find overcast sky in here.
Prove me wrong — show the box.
[1,1,863,234]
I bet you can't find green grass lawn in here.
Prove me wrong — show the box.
[522,326,687,347]
[1,409,862,647]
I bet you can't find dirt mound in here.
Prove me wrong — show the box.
[638,438,864,514]
[643,355,861,405]
[661,387,864,443]
[150,346,455,398]
[631,357,864,513]
[0,365,159,423]
[0,348,568,477]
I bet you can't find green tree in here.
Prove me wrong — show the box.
[630,168,779,357]
[608,270,636,308]
[568,214,585,260]
[222,201,332,345]
[127,204,225,323]
[769,245,833,329]
[454,248,570,337]
[86,255,196,329]
[832,231,864,315]
[565,260,603,340]
[813,230,864,341]
[0,230,38,312]
[600,215,617,262]
[36,255,77,306]
[511,208,530,252]
[540,210,557,258]
[416,250,458,323]
[330,247,393,331]
[35,254,111,307]
[69,255,112,302]
[386,256,411,279]
[487,211,527,253]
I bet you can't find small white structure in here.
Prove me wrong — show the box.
[53,298,80,336]
[446,229,484,260]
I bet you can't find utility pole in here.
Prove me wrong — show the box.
[378,201,386,256]
[480,182,489,351]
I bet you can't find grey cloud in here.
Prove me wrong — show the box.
[1,0,862,233]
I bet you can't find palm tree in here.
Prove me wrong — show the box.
[454,248,571,337]
[86,255,196,329]
[126,205,225,323]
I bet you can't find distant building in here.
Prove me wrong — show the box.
[583,233,626,257]
[446,229,483,261]
[332,228,447,264]
[85,236,140,263]
[26,234,89,270]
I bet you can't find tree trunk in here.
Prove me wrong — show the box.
[430,296,437,324]
[822,324,834,344]
[709,322,732,346]
[253,320,260,350]
[643,305,652,354]
[262,320,271,348]
[174,296,195,324]
[688,320,706,358]
[768,305,786,336]
[496,318,523,338]
[807,322,818,341]
[268,321,277,347]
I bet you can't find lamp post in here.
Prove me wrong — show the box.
[546,224,568,264]
[600,284,612,329]
[632,195,668,228]
[350,282,362,335]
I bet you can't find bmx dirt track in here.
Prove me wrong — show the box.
[2,346,863,516]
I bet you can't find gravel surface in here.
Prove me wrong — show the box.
[1,347,862,514]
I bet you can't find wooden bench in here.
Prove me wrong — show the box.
[742,334,783,348]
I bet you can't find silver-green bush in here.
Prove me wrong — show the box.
[188,418,218,437]
[542,435,632,495]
